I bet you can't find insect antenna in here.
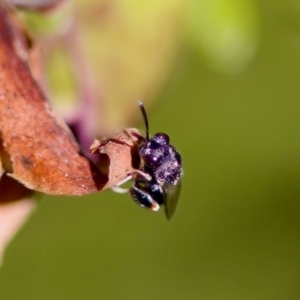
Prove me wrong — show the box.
[138,101,150,141]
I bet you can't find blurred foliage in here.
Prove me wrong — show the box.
[1,0,300,299]
[22,0,259,129]
[184,0,259,72]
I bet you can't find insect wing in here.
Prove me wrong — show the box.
[163,180,181,220]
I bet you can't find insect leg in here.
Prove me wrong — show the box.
[112,169,152,194]
[130,185,160,211]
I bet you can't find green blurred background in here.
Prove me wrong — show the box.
[1,0,300,299]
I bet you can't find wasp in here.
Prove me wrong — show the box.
[128,102,183,219]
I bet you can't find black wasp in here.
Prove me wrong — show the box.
[129,102,183,219]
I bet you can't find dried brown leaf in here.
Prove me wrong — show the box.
[0,157,3,179]
[0,195,36,265]
[90,128,141,189]
[0,5,143,263]
[0,6,108,195]
[0,174,36,265]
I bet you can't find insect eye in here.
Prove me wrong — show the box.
[152,133,170,145]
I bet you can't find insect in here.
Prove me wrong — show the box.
[129,102,183,219]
